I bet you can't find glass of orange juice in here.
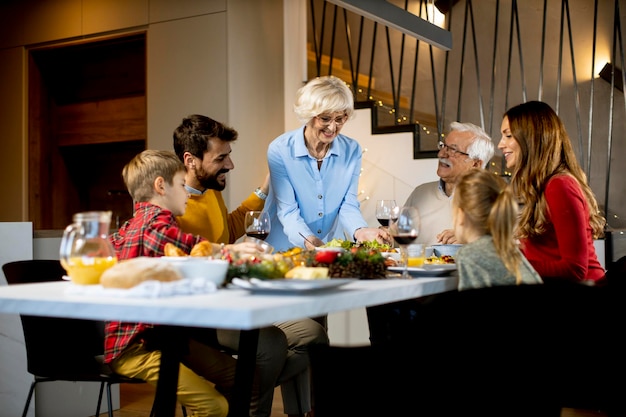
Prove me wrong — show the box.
[406,243,425,267]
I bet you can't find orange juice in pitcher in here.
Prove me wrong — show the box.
[60,211,117,285]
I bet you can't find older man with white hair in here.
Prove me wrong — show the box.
[404,121,495,244]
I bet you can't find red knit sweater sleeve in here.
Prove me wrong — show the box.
[521,175,598,281]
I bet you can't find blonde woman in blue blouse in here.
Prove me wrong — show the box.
[265,76,392,252]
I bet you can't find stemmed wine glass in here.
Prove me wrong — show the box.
[244,211,271,241]
[389,206,420,279]
[375,199,398,227]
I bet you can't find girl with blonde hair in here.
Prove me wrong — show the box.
[452,169,542,290]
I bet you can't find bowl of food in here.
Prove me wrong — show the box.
[160,257,229,286]
[431,244,462,257]
[382,250,401,262]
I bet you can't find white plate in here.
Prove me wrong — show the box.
[387,265,456,277]
[230,278,356,293]
[422,263,456,270]
[382,252,401,261]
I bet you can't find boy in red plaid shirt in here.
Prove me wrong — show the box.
[105,150,259,417]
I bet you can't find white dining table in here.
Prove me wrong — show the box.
[0,275,458,417]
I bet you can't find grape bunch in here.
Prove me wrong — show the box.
[310,247,386,280]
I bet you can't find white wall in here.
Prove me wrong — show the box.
[0,223,33,417]
[342,108,440,227]
[326,108,440,346]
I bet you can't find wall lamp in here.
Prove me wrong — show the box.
[599,63,624,92]
[434,0,461,14]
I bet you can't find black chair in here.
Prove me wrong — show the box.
[2,259,187,417]
[314,283,619,417]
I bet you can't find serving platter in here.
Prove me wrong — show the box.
[230,278,356,294]
[387,264,456,277]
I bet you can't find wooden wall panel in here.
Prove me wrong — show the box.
[56,96,147,146]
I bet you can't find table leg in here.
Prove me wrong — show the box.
[229,328,260,417]
[153,325,185,417]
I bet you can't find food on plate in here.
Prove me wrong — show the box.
[284,266,329,279]
[314,249,341,264]
[323,238,394,252]
[384,256,399,267]
[190,241,213,257]
[226,246,387,281]
[281,247,304,257]
[323,238,354,249]
[227,253,294,282]
[425,255,456,264]
[311,246,386,279]
[100,257,182,289]
[164,241,216,257]
[164,243,187,257]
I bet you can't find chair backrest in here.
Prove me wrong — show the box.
[360,283,616,416]
[607,255,626,290]
[2,260,105,377]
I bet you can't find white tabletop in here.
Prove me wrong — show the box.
[0,277,458,329]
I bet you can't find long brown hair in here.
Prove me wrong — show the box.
[454,169,523,283]
[504,101,605,239]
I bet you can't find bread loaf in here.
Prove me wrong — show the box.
[100,257,182,289]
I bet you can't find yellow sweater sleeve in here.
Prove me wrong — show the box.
[227,192,265,243]
[177,190,265,244]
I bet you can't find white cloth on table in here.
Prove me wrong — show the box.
[63,277,217,298]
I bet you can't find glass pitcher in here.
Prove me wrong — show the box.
[60,211,117,285]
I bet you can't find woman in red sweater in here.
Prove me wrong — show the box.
[498,101,606,284]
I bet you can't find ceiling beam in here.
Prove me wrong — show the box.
[326,0,452,51]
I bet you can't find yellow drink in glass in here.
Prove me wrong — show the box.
[406,244,425,267]
[407,256,425,267]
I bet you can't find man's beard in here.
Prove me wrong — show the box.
[196,167,227,191]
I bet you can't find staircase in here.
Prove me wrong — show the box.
[307,46,439,159]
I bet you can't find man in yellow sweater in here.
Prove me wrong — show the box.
[172,114,328,417]
[173,115,269,243]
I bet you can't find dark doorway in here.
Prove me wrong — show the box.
[28,33,146,230]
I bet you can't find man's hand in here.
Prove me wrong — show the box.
[229,241,270,254]
[355,227,393,246]
[435,229,457,244]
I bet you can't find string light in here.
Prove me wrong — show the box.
[358,190,370,203]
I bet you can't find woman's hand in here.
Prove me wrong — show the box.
[435,229,457,244]
[303,235,324,250]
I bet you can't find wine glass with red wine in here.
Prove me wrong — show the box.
[244,211,271,240]
[389,206,420,279]
[375,200,398,227]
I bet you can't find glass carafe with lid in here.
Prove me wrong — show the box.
[60,211,117,285]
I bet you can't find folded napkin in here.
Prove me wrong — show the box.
[64,277,218,298]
